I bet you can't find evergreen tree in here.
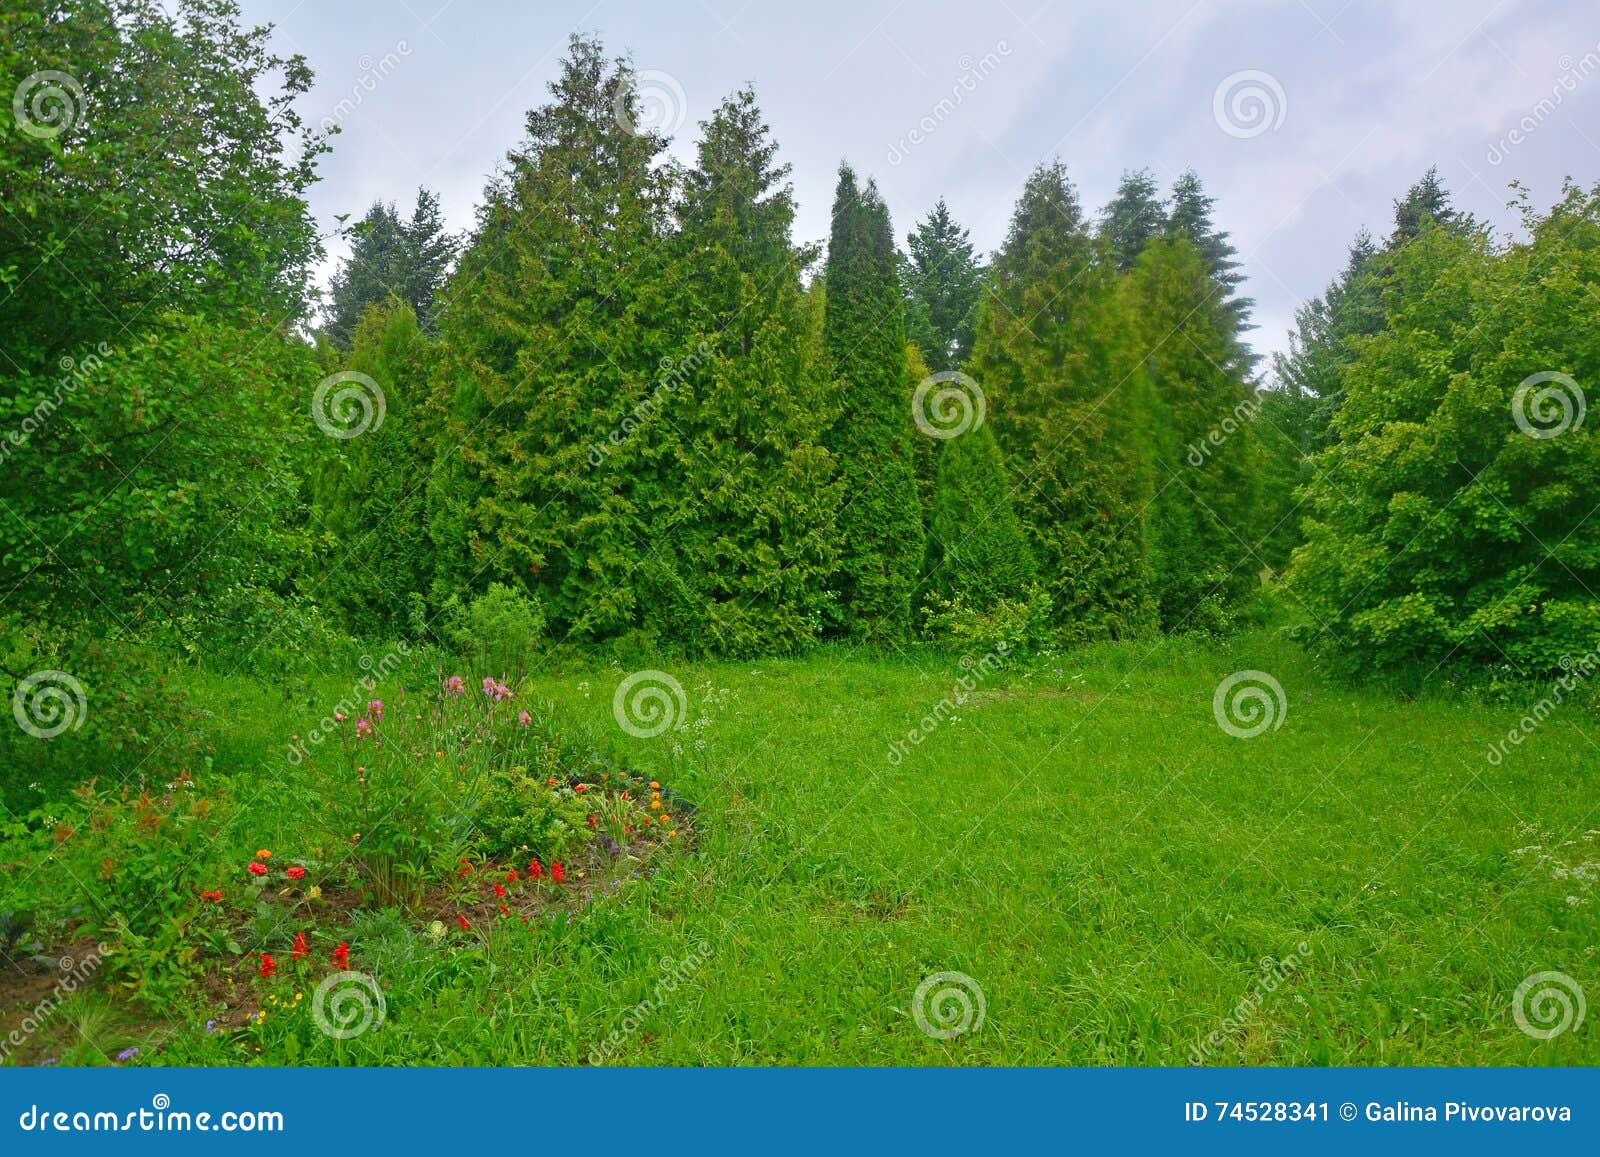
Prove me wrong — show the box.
[1165,170,1255,373]
[1389,165,1462,247]
[1129,236,1262,628]
[427,34,680,640]
[312,302,436,637]
[671,86,842,655]
[971,162,1155,641]
[326,188,456,346]
[926,421,1035,606]
[1100,168,1166,272]
[821,164,924,640]
[900,199,984,371]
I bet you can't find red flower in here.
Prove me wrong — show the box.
[498,904,509,916]
[493,883,506,899]
[551,863,566,884]
[332,942,350,969]
[587,815,597,827]
[505,868,519,882]
[292,931,309,960]
[200,889,222,902]
[259,953,277,979]
[247,861,268,877]
[458,858,472,878]
[527,858,543,880]
[457,914,470,931]
[575,783,587,794]
[285,865,306,880]
[547,777,558,788]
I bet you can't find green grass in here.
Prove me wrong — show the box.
[4,628,1598,1065]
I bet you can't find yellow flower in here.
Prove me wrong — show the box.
[649,781,659,789]
[668,829,678,837]
[308,885,322,900]
[255,849,272,860]
[650,801,661,810]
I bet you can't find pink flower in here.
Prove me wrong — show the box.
[518,710,531,728]
[482,676,497,697]
[333,711,346,723]
[367,699,383,721]
[495,682,512,701]
[355,718,372,738]
[445,674,464,696]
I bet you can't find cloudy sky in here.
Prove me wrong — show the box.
[240,0,1600,368]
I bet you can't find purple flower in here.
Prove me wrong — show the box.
[39,1057,57,1067]
[116,1047,139,1062]
[205,1020,217,1034]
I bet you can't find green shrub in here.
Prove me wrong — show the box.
[447,583,546,678]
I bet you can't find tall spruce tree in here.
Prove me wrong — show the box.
[1165,170,1255,374]
[1100,168,1166,272]
[326,188,456,346]
[427,34,681,640]
[671,86,842,655]
[821,164,924,640]
[971,161,1155,640]
[900,199,984,371]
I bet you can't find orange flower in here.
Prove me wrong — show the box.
[649,781,659,789]
[255,849,272,860]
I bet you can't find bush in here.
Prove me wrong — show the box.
[1290,182,1600,674]
[446,584,546,677]
[920,584,1054,656]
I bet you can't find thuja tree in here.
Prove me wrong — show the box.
[820,165,924,640]
[669,86,842,655]
[311,302,438,638]
[925,420,1036,607]
[1291,181,1600,674]
[427,34,682,641]
[1130,235,1263,630]
[971,162,1155,641]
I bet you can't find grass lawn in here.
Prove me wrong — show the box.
[4,629,1597,1065]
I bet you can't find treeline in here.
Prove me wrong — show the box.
[315,36,1276,656]
[2,2,1598,792]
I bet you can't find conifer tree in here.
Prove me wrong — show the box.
[671,86,842,655]
[1165,170,1255,373]
[901,199,984,371]
[427,34,680,640]
[926,421,1035,606]
[1100,169,1166,272]
[326,189,456,346]
[971,162,1154,640]
[821,164,924,640]
[1129,236,1262,628]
